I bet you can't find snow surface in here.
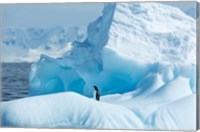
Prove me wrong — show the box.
[1,92,144,129]
[1,2,197,130]
[147,94,196,130]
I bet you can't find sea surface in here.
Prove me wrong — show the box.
[1,63,32,101]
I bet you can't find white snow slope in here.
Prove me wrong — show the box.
[1,92,144,129]
[1,2,197,130]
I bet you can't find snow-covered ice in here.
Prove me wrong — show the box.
[1,92,144,129]
[1,2,197,130]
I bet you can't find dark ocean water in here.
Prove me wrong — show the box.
[1,63,32,101]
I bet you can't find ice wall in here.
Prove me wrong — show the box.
[29,55,85,95]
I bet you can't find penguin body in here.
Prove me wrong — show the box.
[93,86,100,101]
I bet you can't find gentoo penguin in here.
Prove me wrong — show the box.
[93,85,100,101]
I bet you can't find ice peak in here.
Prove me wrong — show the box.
[86,3,116,47]
[68,2,196,67]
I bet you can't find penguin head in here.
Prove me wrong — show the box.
[94,85,98,91]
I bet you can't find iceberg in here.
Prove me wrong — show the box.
[1,2,197,130]
[29,3,196,97]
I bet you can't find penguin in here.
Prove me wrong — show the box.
[93,85,100,101]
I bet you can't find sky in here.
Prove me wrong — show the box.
[2,3,104,28]
[1,2,196,28]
